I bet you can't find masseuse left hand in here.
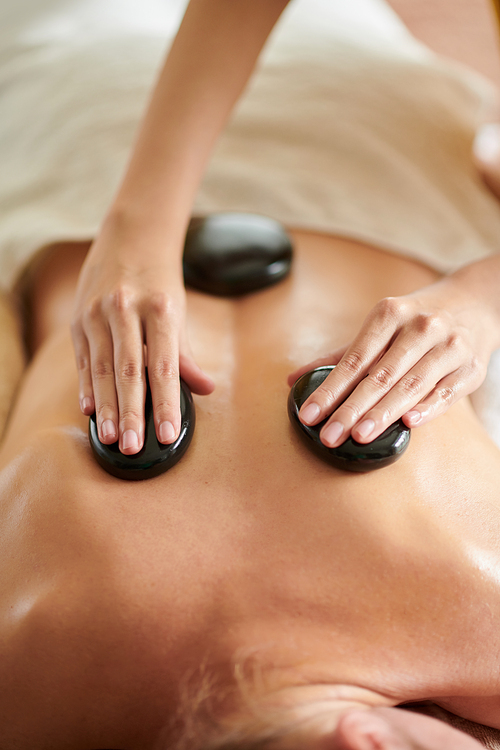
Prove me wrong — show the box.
[289,257,500,447]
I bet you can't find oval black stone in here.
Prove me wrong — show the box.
[183,213,293,296]
[288,366,410,472]
[89,376,195,481]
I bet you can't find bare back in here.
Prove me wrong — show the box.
[1,232,500,749]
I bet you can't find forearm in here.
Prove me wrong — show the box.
[73,0,281,447]
[442,254,500,350]
[106,0,290,263]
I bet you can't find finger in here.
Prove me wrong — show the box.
[316,325,449,444]
[347,335,480,444]
[298,298,406,425]
[286,345,347,387]
[403,363,484,428]
[300,301,449,430]
[145,306,182,446]
[179,351,215,395]
[71,323,95,415]
[109,305,146,455]
[83,312,119,445]
[330,342,466,446]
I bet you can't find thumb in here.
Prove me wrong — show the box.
[178,336,215,394]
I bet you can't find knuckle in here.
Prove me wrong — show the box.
[368,404,392,426]
[436,384,456,405]
[96,402,115,420]
[84,297,103,324]
[76,354,90,373]
[151,398,169,414]
[469,356,487,385]
[369,364,396,390]
[108,286,135,315]
[400,373,425,397]
[378,405,393,424]
[116,360,142,382]
[152,399,177,420]
[119,406,144,423]
[149,358,178,382]
[148,292,174,318]
[374,296,402,322]
[338,401,362,422]
[444,332,462,352]
[339,350,364,376]
[413,311,440,336]
[93,360,114,380]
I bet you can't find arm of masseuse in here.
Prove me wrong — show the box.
[71,0,291,456]
[293,0,500,449]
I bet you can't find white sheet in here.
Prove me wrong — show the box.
[0,0,499,446]
[1,0,500,288]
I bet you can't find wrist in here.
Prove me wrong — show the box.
[97,204,187,271]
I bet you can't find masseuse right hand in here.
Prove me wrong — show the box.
[69,0,290,455]
[71,215,214,455]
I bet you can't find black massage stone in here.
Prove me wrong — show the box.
[89,376,195,481]
[288,366,411,472]
[183,213,293,295]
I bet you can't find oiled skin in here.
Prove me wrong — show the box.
[1,232,500,749]
[2,3,500,745]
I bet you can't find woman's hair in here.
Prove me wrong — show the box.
[173,719,305,750]
[158,657,325,750]
[167,704,313,750]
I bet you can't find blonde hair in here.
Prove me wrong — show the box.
[156,656,325,750]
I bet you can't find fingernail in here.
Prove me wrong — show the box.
[474,123,500,162]
[301,403,321,424]
[406,410,422,425]
[122,429,139,451]
[82,396,93,414]
[102,419,117,439]
[321,421,344,446]
[356,419,375,439]
[159,421,176,443]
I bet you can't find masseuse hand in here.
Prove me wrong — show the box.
[71,219,214,455]
[289,270,500,447]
